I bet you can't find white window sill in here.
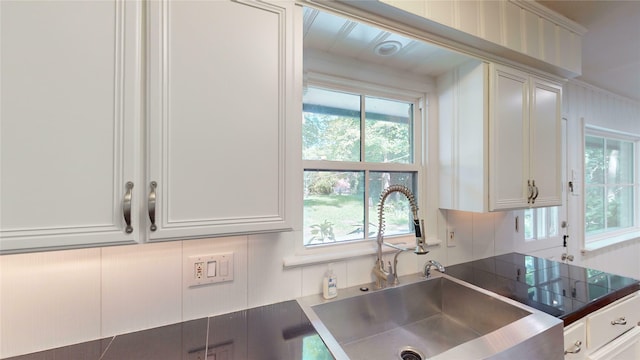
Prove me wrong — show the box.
[282,237,442,269]
[582,229,640,253]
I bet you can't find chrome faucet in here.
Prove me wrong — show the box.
[424,260,445,278]
[373,185,428,289]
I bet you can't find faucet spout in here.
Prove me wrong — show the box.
[373,184,428,289]
[424,260,445,277]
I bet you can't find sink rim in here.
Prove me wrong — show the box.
[297,272,563,360]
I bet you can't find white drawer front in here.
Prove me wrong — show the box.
[587,327,640,360]
[587,293,640,351]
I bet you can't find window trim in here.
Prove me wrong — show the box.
[289,72,434,264]
[582,125,640,252]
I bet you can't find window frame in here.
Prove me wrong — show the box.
[583,126,640,250]
[295,72,425,258]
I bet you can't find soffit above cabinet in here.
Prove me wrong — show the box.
[303,7,474,78]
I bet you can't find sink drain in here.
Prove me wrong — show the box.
[399,346,424,360]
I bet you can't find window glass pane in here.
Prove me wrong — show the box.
[364,96,412,164]
[606,139,634,184]
[302,87,360,161]
[586,186,605,235]
[303,171,364,245]
[585,135,605,184]
[524,209,534,240]
[536,207,547,239]
[607,185,634,229]
[547,206,559,237]
[368,172,415,238]
[585,133,635,239]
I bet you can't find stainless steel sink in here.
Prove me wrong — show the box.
[298,273,563,360]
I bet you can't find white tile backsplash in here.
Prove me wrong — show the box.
[247,232,302,308]
[182,236,248,320]
[0,248,102,357]
[472,212,496,259]
[101,241,183,337]
[446,210,474,265]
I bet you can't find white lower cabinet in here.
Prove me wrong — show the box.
[587,328,640,360]
[564,320,587,359]
[564,292,640,359]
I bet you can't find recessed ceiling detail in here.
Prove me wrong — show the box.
[302,7,473,78]
[373,40,402,56]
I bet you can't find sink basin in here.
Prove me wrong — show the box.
[298,274,563,360]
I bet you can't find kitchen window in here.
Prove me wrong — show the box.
[302,83,421,247]
[524,207,560,241]
[584,130,639,248]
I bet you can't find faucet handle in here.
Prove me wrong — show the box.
[424,260,445,277]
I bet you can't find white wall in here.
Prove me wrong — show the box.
[563,80,640,278]
[3,65,640,360]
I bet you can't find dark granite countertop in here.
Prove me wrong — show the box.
[6,300,333,360]
[446,252,640,326]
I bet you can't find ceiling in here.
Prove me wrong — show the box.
[304,2,640,102]
[538,0,640,102]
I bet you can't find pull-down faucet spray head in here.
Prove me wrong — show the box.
[413,219,428,255]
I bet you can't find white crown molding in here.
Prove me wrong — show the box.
[512,0,588,35]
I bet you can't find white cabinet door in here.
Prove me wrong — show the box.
[529,76,562,207]
[489,64,562,211]
[147,0,296,240]
[0,0,142,252]
[564,320,587,360]
[489,64,529,210]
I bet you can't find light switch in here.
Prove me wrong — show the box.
[207,261,217,277]
[186,252,234,287]
[220,260,228,277]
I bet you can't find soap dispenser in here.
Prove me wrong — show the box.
[322,264,338,300]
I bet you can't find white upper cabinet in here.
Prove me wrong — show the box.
[490,64,562,210]
[0,0,142,253]
[146,0,297,240]
[438,62,562,212]
[1,0,299,253]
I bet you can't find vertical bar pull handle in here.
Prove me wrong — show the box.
[527,180,533,204]
[148,181,157,231]
[532,180,539,203]
[123,182,134,234]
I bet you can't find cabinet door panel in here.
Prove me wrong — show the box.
[489,65,529,210]
[0,1,140,252]
[530,77,562,207]
[148,0,292,239]
[564,321,586,360]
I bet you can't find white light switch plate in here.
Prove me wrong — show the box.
[186,252,234,287]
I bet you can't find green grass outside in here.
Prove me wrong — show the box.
[304,193,413,245]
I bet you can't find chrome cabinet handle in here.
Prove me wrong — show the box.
[148,181,157,231]
[531,180,539,203]
[611,317,627,325]
[123,182,134,234]
[564,340,582,355]
[527,180,533,204]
